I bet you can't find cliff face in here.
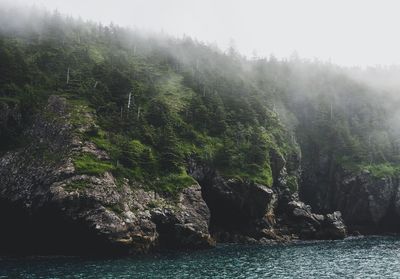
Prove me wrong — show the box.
[300,158,400,234]
[189,151,346,244]
[332,171,400,233]
[0,96,346,255]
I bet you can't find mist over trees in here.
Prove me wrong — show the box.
[1,5,400,202]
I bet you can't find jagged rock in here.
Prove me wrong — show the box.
[151,184,215,249]
[333,172,400,233]
[300,152,400,234]
[285,201,347,239]
[189,158,346,243]
[322,211,347,239]
[270,149,287,188]
[0,96,214,255]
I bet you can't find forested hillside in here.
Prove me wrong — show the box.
[1,6,400,227]
[0,7,299,195]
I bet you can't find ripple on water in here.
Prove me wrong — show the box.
[1,236,400,278]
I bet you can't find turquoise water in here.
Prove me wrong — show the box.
[1,237,400,278]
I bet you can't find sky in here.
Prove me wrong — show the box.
[5,0,400,67]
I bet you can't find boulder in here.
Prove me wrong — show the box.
[285,201,347,240]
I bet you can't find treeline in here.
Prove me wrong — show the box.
[0,7,399,197]
[0,7,294,194]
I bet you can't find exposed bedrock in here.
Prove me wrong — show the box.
[0,96,348,255]
[300,154,400,234]
[0,96,214,255]
[188,153,347,244]
[333,172,400,233]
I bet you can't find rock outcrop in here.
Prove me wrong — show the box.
[331,171,400,233]
[152,185,215,249]
[281,201,347,239]
[0,96,214,255]
[300,156,400,235]
[189,155,347,244]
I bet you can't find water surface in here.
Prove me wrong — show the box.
[1,236,399,278]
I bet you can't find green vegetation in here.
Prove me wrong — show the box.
[73,153,114,175]
[363,163,400,178]
[68,99,95,129]
[2,7,400,198]
[342,161,400,179]
[286,176,299,193]
[153,171,196,196]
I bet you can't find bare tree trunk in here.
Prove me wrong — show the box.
[66,67,70,84]
[127,92,132,109]
[368,134,373,164]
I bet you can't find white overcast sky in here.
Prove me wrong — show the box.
[5,0,400,66]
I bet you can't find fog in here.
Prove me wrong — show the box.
[1,0,400,188]
[4,0,400,67]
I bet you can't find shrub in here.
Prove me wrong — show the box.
[73,153,114,175]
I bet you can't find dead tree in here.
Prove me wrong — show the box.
[66,67,70,84]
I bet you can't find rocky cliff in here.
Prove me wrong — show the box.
[300,158,400,234]
[0,96,214,255]
[189,151,346,244]
[332,171,400,234]
[0,96,346,255]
